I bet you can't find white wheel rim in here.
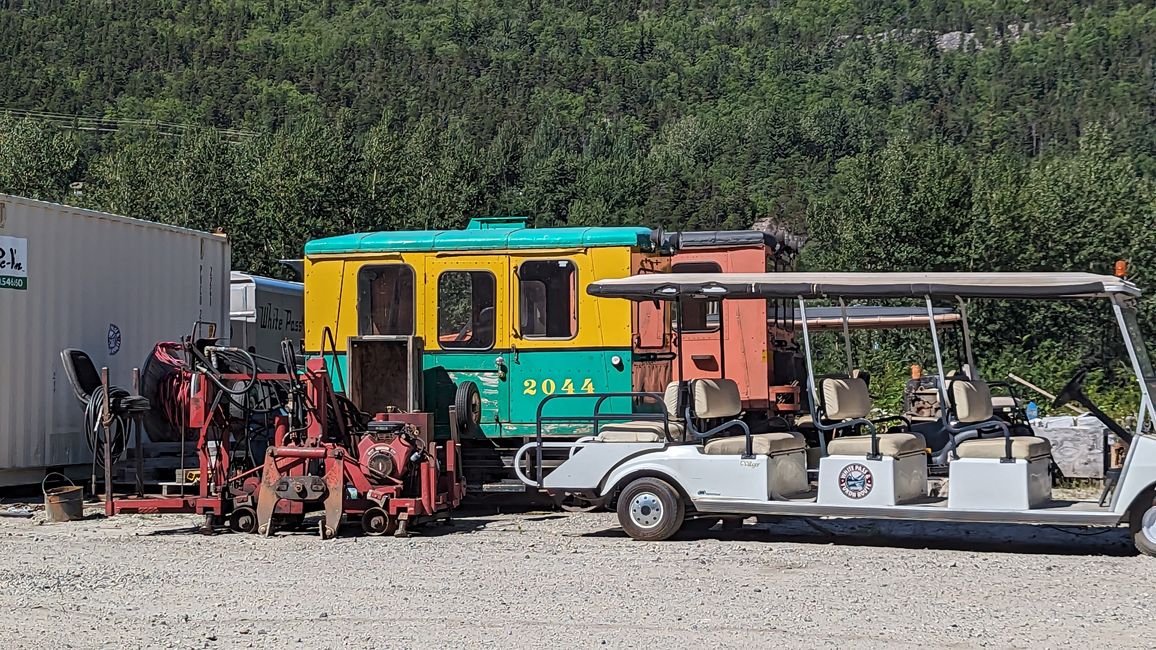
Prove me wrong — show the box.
[629,492,663,529]
[1142,507,1156,546]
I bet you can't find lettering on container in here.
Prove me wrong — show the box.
[257,303,304,333]
[0,235,28,290]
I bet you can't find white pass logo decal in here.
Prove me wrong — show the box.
[838,463,873,499]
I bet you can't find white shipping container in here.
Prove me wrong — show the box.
[229,271,304,365]
[0,194,230,485]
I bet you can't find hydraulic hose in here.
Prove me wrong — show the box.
[85,387,151,470]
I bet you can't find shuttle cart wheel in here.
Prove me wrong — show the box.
[617,477,684,541]
[1131,489,1156,557]
[361,508,397,537]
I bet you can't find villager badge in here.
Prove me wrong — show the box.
[838,463,873,499]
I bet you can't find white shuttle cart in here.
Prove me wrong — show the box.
[514,272,1156,556]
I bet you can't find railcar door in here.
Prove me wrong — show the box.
[424,256,511,439]
[509,251,634,438]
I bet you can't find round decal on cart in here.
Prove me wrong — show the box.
[838,463,873,499]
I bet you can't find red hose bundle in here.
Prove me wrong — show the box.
[140,342,194,442]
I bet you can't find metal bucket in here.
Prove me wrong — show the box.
[42,473,83,522]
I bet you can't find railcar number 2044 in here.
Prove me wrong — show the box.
[522,378,596,396]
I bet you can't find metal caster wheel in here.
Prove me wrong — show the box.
[361,508,396,537]
[229,507,258,534]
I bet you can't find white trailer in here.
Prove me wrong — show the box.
[229,271,304,366]
[0,195,230,486]
[518,271,1156,556]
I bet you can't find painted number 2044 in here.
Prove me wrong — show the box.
[522,378,595,396]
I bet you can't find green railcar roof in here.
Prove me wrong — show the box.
[305,217,654,255]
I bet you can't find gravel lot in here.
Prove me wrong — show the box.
[0,501,1151,649]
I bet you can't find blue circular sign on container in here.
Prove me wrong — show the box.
[108,324,122,356]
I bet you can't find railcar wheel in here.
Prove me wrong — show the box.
[1131,489,1156,557]
[361,508,396,537]
[229,507,258,534]
[616,477,684,541]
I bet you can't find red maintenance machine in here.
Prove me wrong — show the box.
[67,332,464,538]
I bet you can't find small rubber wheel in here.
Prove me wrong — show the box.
[229,507,258,534]
[361,507,396,537]
[1130,489,1156,557]
[616,477,684,541]
[454,381,482,432]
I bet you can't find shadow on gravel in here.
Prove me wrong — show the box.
[583,517,1136,556]
[137,514,504,539]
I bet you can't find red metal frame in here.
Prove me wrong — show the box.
[106,355,465,537]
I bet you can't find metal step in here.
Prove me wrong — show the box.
[473,479,530,494]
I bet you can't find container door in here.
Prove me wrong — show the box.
[424,257,510,438]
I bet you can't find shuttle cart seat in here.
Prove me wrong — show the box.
[596,382,684,443]
[685,378,806,455]
[822,377,926,459]
[817,376,928,506]
[947,379,1052,510]
[946,379,1052,458]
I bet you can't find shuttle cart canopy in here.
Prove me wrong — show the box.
[589,272,1140,301]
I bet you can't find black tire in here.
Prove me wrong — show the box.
[616,477,684,541]
[454,381,482,433]
[1130,488,1156,557]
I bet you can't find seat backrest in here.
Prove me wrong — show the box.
[819,376,871,421]
[60,348,101,405]
[691,378,741,419]
[950,379,993,424]
[662,382,683,421]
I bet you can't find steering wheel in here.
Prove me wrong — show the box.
[1052,368,1089,409]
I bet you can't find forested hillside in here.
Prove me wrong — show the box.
[2,0,1156,407]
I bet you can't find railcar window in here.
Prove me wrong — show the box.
[518,260,577,338]
[671,261,721,332]
[438,271,496,349]
[358,265,415,336]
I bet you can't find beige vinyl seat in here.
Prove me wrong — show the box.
[948,379,1051,461]
[819,376,926,459]
[596,382,683,443]
[687,378,806,455]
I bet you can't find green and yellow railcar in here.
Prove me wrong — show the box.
[303,217,669,449]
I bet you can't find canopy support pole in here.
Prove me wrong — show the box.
[956,296,977,379]
[798,297,826,457]
[839,298,854,375]
[926,296,950,421]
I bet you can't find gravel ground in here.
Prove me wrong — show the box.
[0,500,1151,649]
